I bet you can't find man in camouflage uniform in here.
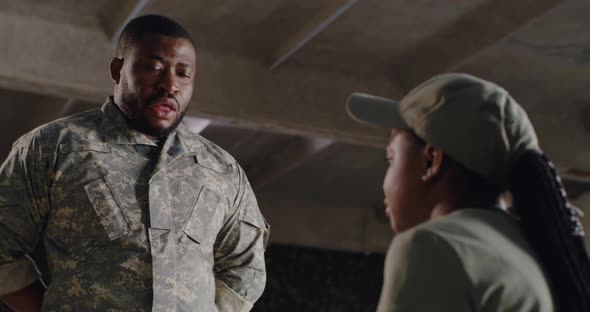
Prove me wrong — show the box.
[0,15,269,311]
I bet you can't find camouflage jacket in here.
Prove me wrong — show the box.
[0,98,269,311]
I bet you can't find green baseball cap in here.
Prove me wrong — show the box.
[347,73,540,187]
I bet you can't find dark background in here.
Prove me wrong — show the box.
[253,244,384,312]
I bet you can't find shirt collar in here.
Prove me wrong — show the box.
[175,122,204,153]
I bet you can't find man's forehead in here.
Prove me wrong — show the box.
[134,35,196,59]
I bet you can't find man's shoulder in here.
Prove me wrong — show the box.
[13,108,103,150]
[39,107,102,133]
[178,126,239,173]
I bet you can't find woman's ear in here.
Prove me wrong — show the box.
[109,57,123,84]
[422,144,444,182]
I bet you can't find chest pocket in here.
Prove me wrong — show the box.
[48,140,131,260]
[84,177,131,241]
[183,186,225,262]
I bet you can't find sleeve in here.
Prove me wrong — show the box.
[0,132,50,295]
[212,165,269,311]
[376,228,472,312]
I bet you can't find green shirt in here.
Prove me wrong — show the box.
[0,98,269,311]
[378,209,553,312]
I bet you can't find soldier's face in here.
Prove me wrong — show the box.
[383,129,430,233]
[112,34,196,138]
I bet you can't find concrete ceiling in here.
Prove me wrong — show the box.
[0,0,589,252]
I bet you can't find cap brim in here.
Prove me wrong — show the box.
[346,93,409,129]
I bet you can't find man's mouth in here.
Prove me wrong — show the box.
[149,98,178,119]
[151,99,177,111]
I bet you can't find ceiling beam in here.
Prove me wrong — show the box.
[249,137,333,189]
[562,170,590,185]
[269,0,359,70]
[60,99,101,117]
[1,9,588,173]
[98,0,150,45]
[392,0,564,92]
[183,116,211,134]
[0,10,394,148]
[59,98,76,116]
[563,178,590,201]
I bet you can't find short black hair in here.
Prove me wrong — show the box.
[116,15,195,57]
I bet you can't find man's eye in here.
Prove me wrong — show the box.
[146,65,162,72]
[178,73,191,78]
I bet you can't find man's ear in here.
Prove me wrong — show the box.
[109,57,123,84]
[422,144,444,182]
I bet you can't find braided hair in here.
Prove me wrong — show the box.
[511,151,590,311]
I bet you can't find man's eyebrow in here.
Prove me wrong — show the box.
[177,62,192,68]
[147,55,192,67]
[148,54,165,62]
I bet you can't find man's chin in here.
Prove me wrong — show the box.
[139,111,186,139]
[139,124,176,139]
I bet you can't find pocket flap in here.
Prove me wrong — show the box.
[239,206,268,230]
[239,207,270,249]
[195,155,232,174]
[184,187,220,244]
[60,140,109,153]
[84,177,130,240]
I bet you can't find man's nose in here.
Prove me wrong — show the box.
[158,69,179,94]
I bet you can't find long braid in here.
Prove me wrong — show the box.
[510,150,590,311]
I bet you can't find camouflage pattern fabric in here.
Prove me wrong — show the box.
[0,98,269,311]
